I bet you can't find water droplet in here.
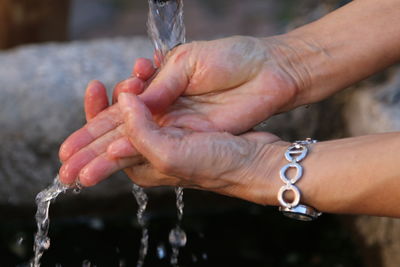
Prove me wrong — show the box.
[41,237,50,250]
[73,188,81,194]
[157,243,166,259]
[73,181,83,194]
[191,254,198,263]
[119,259,126,267]
[88,218,104,230]
[154,0,168,7]
[82,259,92,267]
[17,237,24,245]
[169,227,187,247]
[202,253,208,261]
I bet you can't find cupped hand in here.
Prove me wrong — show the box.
[86,92,283,204]
[59,36,300,186]
[140,36,300,133]
[91,36,301,133]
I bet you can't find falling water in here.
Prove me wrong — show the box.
[132,184,149,267]
[147,1,187,265]
[30,176,69,267]
[169,187,187,266]
[147,0,186,62]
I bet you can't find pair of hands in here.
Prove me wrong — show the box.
[59,36,298,203]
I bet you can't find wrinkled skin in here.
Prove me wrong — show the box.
[115,93,282,202]
[59,36,296,189]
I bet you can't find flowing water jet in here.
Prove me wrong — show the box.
[30,176,69,267]
[147,0,185,62]
[132,184,149,267]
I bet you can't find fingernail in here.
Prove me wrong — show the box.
[59,164,76,186]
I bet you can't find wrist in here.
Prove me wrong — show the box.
[245,136,322,211]
[263,33,333,109]
[272,0,400,109]
[244,138,290,206]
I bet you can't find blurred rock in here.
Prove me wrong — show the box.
[345,66,400,135]
[0,37,153,206]
[353,216,400,267]
[344,66,400,267]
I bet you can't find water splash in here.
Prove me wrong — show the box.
[30,176,69,267]
[147,0,186,63]
[132,184,149,267]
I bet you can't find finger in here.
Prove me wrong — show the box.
[84,80,109,122]
[140,45,192,114]
[59,103,124,162]
[59,125,125,184]
[119,93,180,170]
[133,58,157,80]
[107,137,137,158]
[112,77,145,104]
[79,154,143,187]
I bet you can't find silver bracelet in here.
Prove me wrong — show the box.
[278,138,322,221]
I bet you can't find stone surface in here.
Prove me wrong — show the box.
[0,37,153,206]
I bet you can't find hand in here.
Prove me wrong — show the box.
[58,36,303,185]
[136,35,301,133]
[108,92,283,205]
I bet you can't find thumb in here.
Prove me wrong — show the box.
[119,93,178,168]
[139,45,193,114]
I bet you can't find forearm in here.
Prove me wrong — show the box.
[272,0,400,107]
[252,133,400,217]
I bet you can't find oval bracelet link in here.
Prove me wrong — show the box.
[277,139,321,221]
[278,184,301,208]
[285,145,308,162]
[279,162,303,184]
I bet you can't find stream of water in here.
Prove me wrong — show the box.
[131,184,149,267]
[30,176,69,267]
[147,0,186,62]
